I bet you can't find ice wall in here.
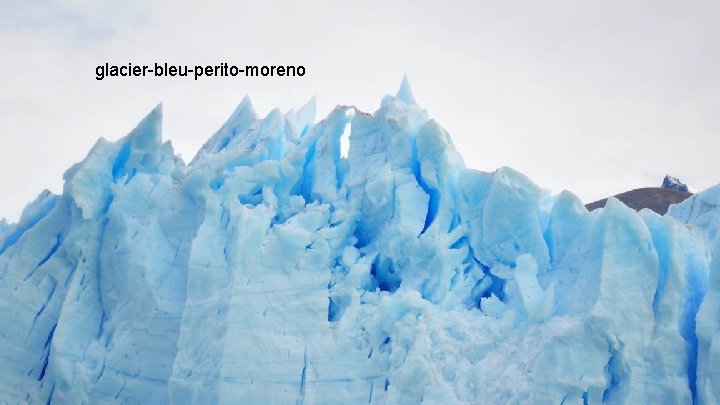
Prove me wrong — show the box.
[0,79,718,404]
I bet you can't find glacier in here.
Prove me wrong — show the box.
[1,78,719,404]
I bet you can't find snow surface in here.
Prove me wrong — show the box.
[1,79,719,403]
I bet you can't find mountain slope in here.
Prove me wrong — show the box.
[586,187,692,214]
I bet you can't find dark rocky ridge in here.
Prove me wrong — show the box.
[585,187,693,215]
[662,175,689,192]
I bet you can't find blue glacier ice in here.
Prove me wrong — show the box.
[1,79,719,404]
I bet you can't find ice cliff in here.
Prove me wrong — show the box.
[1,78,719,404]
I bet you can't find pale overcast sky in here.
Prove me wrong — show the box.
[1,0,719,222]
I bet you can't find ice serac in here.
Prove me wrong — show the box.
[1,80,719,404]
[696,238,720,403]
[668,184,720,245]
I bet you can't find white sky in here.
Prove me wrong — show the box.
[1,0,719,222]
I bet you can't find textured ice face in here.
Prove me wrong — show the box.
[0,79,718,403]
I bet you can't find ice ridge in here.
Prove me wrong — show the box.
[1,80,719,403]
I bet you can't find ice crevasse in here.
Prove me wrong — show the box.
[1,78,719,404]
